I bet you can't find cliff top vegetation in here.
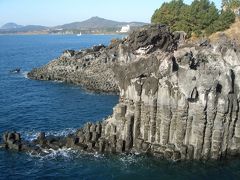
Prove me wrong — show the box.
[151,0,239,37]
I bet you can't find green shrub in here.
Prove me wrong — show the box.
[151,0,237,37]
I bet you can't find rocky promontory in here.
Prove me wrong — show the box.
[27,44,119,93]
[2,25,240,161]
[27,25,178,93]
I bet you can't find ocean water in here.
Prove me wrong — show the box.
[0,35,240,180]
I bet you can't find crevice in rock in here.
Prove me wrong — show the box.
[188,87,199,102]
[216,83,222,94]
[201,90,210,158]
[167,108,173,144]
[222,95,234,158]
[172,57,179,72]
[230,69,235,94]
[150,98,158,143]
[207,106,217,159]
[133,79,143,142]
[231,100,240,139]
[188,52,199,70]
[200,110,208,159]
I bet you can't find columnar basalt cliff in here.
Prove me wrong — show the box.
[109,42,240,160]
[2,25,240,161]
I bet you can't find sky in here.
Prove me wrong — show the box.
[0,0,222,27]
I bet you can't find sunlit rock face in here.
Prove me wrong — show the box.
[103,27,240,160]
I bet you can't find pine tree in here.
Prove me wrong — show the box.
[206,9,235,34]
[151,0,236,37]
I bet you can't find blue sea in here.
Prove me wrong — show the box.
[0,34,240,180]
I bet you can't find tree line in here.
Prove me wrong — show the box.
[151,0,239,37]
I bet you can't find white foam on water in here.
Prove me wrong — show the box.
[93,152,103,158]
[53,80,64,83]
[20,128,77,142]
[20,130,39,141]
[22,71,29,79]
[28,147,78,161]
[45,148,76,159]
[119,154,141,165]
[45,128,77,137]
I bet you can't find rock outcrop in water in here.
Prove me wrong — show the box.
[27,44,119,93]
[2,25,240,161]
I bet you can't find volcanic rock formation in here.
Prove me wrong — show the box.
[2,25,240,161]
[27,25,178,93]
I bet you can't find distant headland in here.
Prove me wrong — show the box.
[0,16,148,35]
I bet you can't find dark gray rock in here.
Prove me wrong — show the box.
[142,142,150,152]
[87,141,95,150]
[164,149,173,160]
[172,151,181,161]
[66,135,78,147]
[98,138,106,153]
[92,132,100,142]
[135,138,144,151]
[92,44,105,52]
[187,145,194,160]
[3,132,22,151]
[116,139,125,153]
[84,132,92,142]
[153,152,165,159]
[127,24,177,52]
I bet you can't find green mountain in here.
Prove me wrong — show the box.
[56,16,147,30]
[0,17,147,34]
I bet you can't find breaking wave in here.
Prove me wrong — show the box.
[28,147,78,161]
[22,71,29,79]
[19,128,77,141]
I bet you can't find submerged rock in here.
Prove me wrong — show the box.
[3,24,240,161]
[2,132,22,151]
[9,68,21,73]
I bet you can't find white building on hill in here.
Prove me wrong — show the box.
[120,25,130,33]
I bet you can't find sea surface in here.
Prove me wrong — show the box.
[0,35,240,180]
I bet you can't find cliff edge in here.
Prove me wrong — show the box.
[3,25,240,161]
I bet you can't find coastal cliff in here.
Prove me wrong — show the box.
[27,25,177,93]
[109,39,240,160]
[3,25,240,161]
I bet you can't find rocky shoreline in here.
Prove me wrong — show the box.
[27,25,178,93]
[27,44,119,93]
[2,24,240,161]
